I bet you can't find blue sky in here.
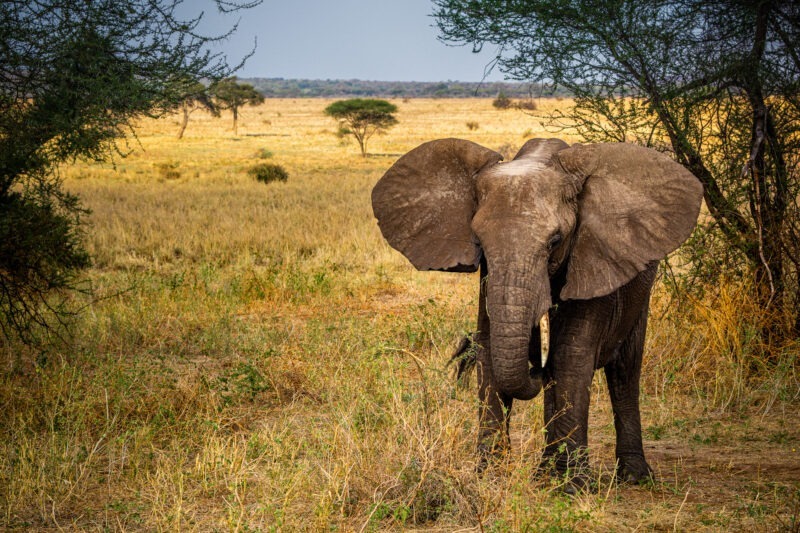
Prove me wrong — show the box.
[191,0,507,82]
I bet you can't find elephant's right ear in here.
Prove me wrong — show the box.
[371,138,502,272]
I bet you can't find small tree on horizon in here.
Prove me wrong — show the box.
[324,99,398,157]
[211,77,265,135]
[176,78,220,139]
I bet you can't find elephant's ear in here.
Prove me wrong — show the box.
[372,138,502,272]
[555,143,703,300]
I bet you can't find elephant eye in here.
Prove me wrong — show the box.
[548,233,563,250]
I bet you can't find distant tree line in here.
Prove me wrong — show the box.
[243,78,571,99]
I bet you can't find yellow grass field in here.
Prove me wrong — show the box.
[1,99,798,531]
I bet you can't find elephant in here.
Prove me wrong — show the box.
[371,138,703,490]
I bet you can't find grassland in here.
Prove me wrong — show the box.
[1,98,798,531]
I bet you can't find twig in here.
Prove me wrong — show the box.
[673,487,691,532]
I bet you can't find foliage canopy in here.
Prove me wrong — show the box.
[0,0,259,342]
[435,0,800,333]
[325,99,399,157]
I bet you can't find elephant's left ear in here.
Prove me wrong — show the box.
[555,143,704,300]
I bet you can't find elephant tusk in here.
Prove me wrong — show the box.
[539,313,549,368]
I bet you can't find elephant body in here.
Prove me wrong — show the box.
[470,256,657,485]
[372,138,703,489]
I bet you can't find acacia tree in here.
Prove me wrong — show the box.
[176,79,219,140]
[0,0,259,342]
[210,77,265,135]
[325,99,398,157]
[435,0,800,331]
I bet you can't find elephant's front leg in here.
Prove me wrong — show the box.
[541,362,594,487]
[541,308,601,491]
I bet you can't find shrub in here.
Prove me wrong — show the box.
[248,163,288,184]
[256,148,273,159]
[515,99,538,110]
[492,92,512,109]
[465,121,479,131]
[156,162,181,180]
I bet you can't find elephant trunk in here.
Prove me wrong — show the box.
[486,259,550,401]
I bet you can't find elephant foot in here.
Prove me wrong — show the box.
[616,454,654,485]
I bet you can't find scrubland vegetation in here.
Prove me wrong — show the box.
[1,99,798,531]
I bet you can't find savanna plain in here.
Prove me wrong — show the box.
[1,98,799,531]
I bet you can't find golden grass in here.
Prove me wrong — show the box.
[1,99,798,531]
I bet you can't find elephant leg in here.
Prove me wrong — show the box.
[604,307,654,484]
[541,355,595,487]
[540,366,593,480]
[540,305,603,491]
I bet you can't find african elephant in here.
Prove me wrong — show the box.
[371,138,703,490]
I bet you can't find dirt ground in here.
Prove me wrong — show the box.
[583,398,800,531]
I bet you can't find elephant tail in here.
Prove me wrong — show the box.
[448,333,479,389]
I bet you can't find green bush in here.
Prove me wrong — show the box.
[248,163,288,184]
[492,92,512,109]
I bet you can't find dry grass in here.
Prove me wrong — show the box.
[1,99,798,531]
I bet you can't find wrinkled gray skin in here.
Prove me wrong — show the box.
[372,138,703,490]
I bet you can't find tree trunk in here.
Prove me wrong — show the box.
[355,128,367,157]
[177,103,189,139]
[746,98,784,310]
[741,1,791,338]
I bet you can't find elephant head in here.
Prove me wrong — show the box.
[372,138,702,400]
